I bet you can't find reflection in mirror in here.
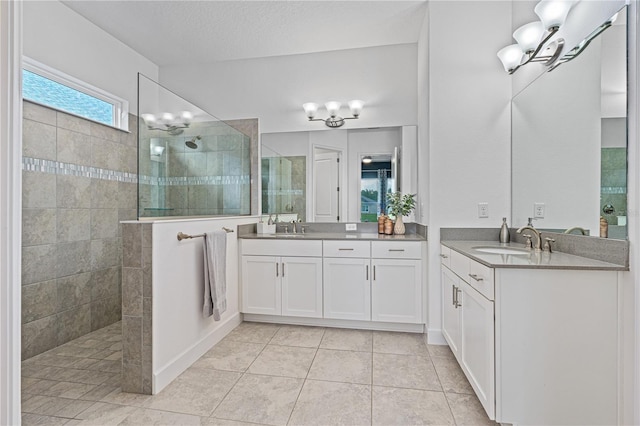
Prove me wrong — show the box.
[511,7,627,239]
[361,155,393,222]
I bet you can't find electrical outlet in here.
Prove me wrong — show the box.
[478,203,489,218]
[345,223,357,231]
[534,203,545,218]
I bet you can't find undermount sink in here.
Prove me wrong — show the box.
[472,246,530,255]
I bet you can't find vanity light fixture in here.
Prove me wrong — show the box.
[141,110,193,135]
[303,100,364,128]
[497,0,575,74]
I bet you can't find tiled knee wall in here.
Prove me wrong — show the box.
[21,101,138,360]
[121,222,153,394]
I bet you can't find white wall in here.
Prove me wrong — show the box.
[23,1,158,112]
[159,44,417,134]
[425,1,512,343]
[151,216,256,393]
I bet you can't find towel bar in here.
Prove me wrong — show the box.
[177,227,234,241]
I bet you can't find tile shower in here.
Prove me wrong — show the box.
[21,100,137,360]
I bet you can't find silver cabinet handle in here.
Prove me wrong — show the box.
[452,285,456,306]
[440,254,449,258]
[389,249,405,252]
[468,274,483,281]
[339,248,354,251]
[455,287,462,308]
[275,262,279,277]
[366,265,369,280]
[373,265,376,281]
[282,262,285,277]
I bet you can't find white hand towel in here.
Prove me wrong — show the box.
[203,230,227,320]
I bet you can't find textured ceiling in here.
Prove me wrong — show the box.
[61,1,428,66]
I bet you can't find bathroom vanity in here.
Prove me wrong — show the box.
[238,229,427,331]
[440,240,626,425]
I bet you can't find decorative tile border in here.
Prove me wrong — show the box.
[23,157,249,187]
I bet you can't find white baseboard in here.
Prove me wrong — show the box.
[153,312,242,394]
[243,314,425,333]
[426,328,447,345]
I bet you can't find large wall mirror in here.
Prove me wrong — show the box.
[261,127,416,223]
[511,6,627,239]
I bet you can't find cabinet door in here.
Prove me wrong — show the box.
[441,266,461,357]
[371,259,422,323]
[323,257,370,320]
[241,255,281,315]
[281,257,323,318]
[460,280,495,420]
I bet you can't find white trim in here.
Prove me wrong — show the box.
[0,1,22,424]
[153,312,241,394]
[22,56,129,131]
[426,328,447,345]
[243,313,426,333]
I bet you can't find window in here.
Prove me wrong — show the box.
[22,57,128,130]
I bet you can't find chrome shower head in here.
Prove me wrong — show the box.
[185,135,201,149]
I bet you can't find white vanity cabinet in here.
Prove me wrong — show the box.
[440,245,494,419]
[241,240,323,318]
[371,242,422,324]
[323,241,371,320]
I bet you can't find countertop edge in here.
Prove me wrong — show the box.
[240,232,427,241]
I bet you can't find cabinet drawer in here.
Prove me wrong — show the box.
[241,239,322,257]
[323,240,370,258]
[440,245,451,268]
[371,241,422,259]
[468,259,494,301]
[450,250,470,280]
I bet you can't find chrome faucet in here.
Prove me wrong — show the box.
[564,226,587,235]
[517,225,542,252]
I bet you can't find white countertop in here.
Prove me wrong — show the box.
[442,240,627,271]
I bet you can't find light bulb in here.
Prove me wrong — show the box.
[534,0,576,31]
[180,111,193,124]
[348,100,364,117]
[513,22,544,54]
[141,113,156,125]
[302,103,318,119]
[325,101,342,118]
[497,44,524,73]
[161,112,175,122]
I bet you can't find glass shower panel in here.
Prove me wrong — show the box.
[138,74,250,218]
[261,156,306,222]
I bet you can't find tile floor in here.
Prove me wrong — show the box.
[21,321,496,425]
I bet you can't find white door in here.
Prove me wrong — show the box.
[460,280,495,420]
[241,255,281,315]
[371,259,422,323]
[323,257,371,320]
[281,256,323,318]
[441,267,462,357]
[314,151,340,222]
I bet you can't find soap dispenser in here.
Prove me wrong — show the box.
[499,217,510,243]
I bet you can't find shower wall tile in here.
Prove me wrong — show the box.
[23,171,57,209]
[56,128,92,166]
[91,138,122,171]
[91,266,120,301]
[57,175,91,209]
[91,208,119,239]
[122,268,143,316]
[22,280,58,323]
[57,272,92,311]
[57,209,91,242]
[91,296,121,332]
[91,179,119,209]
[122,315,142,364]
[90,121,121,143]
[122,361,143,394]
[22,315,58,360]
[91,238,120,270]
[122,224,142,268]
[23,119,57,161]
[22,102,133,359]
[24,101,57,125]
[57,240,92,278]
[57,111,91,135]
[22,208,56,246]
[57,304,91,343]
[22,244,57,285]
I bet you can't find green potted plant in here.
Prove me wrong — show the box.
[386,192,416,235]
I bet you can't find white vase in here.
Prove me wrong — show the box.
[394,215,406,235]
